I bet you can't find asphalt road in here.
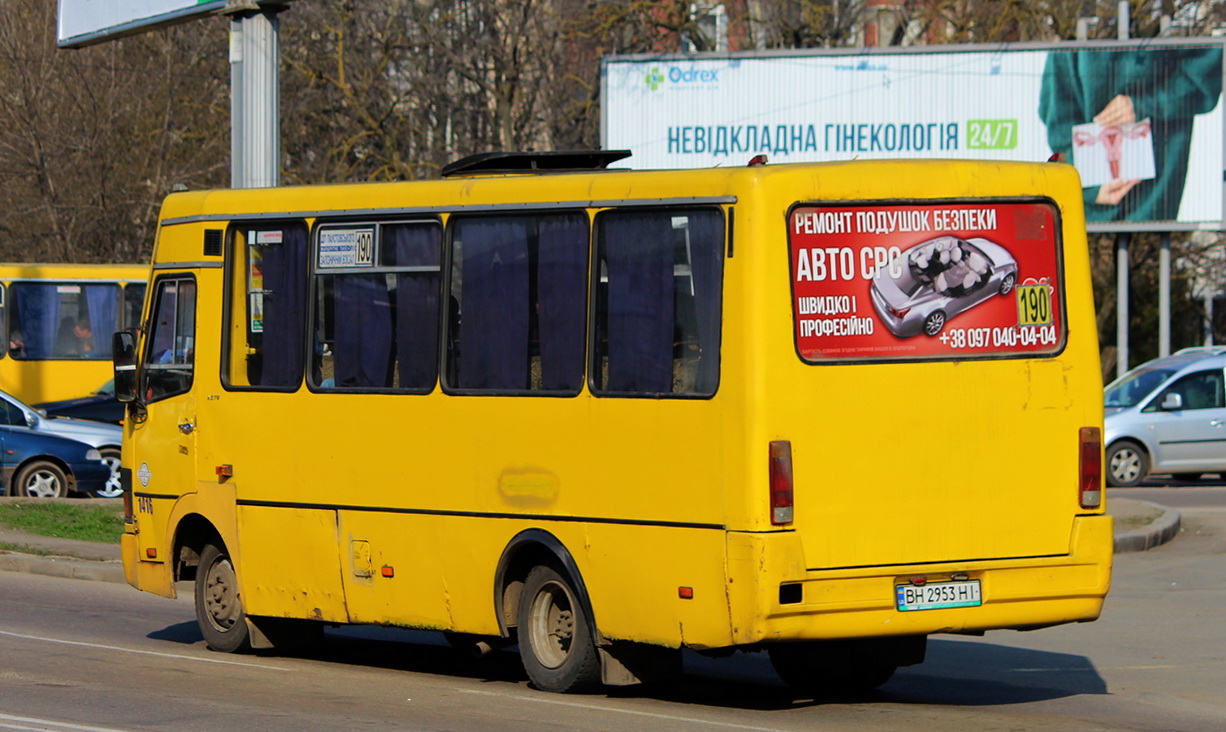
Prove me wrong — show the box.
[0,500,1223,731]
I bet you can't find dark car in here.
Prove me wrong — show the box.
[33,379,125,425]
[0,426,110,498]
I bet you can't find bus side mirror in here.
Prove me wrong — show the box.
[113,331,138,403]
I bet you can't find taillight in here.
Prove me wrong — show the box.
[887,305,911,318]
[769,440,794,525]
[1079,426,1102,509]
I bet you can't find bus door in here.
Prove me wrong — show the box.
[129,273,198,564]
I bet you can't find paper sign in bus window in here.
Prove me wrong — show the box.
[318,227,376,268]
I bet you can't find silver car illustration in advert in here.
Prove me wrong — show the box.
[869,235,1019,337]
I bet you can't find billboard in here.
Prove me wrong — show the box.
[57,0,285,48]
[602,40,1226,232]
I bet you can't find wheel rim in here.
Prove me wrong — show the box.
[203,555,242,633]
[24,469,63,498]
[526,579,577,670]
[1110,447,1142,484]
[1001,274,1016,295]
[97,454,122,498]
[924,313,945,336]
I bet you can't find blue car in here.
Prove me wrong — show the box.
[0,426,111,498]
[34,379,126,426]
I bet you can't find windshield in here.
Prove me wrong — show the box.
[1105,368,1177,408]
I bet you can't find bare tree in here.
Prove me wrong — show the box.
[0,0,228,264]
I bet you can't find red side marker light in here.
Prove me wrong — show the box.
[678,587,694,599]
[145,548,157,559]
[381,565,395,578]
[216,464,233,477]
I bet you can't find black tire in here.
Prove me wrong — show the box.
[922,311,947,337]
[768,641,896,697]
[999,272,1017,296]
[195,542,251,653]
[14,460,69,498]
[517,565,601,693]
[1106,441,1148,488]
[93,448,123,499]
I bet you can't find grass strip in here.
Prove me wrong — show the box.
[0,501,123,544]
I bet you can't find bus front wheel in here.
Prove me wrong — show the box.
[517,565,601,693]
[196,542,251,653]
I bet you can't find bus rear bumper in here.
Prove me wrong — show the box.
[726,514,1113,646]
[121,532,177,598]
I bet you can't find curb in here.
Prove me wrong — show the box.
[0,551,126,583]
[1113,499,1182,554]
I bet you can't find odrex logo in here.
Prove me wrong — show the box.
[644,67,664,91]
[643,65,720,91]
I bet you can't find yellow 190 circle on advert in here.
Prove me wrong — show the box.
[1016,282,1053,326]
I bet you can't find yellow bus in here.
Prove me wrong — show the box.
[0,263,147,404]
[115,152,1111,695]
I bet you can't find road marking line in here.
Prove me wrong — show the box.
[459,688,791,731]
[0,712,131,732]
[0,629,288,671]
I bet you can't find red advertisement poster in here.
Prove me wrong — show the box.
[789,201,1065,362]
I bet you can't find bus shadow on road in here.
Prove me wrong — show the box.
[144,622,1106,709]
[880,638,1108,705]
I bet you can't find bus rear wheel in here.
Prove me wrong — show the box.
[196,542,251,653]
[768,641,897,697]
[517,565,601,693]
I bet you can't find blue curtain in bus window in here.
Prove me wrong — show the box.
[333,275,392,387]
[687,211,724,394]
[456,217,529,390]
[259,225,307,387]
[604,213,674,393]
[11,284,60,360]
[83,284,118,358]
[388,224,440,389]
[536,215,587,391]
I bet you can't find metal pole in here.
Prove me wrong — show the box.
[1206,294,1215,346]
[1159,234,1171,357]
[1118,1,1130,40]
[1117,233,1130,378]
[229,8,281,188]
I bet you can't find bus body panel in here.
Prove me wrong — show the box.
[120,158,1109,668]
[733,162,1103,572]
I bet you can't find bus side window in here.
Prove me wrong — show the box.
[311,221,442,391]
[445,212,587,394]
[593,208,724,397]
[7,282,122,360]
[229,224,307,389]
[144,277,196,402]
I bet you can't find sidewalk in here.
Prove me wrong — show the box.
[0,498,1182,585]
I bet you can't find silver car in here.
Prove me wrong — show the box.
[870,235,1019,337]
[1104,347,1226,487]
[0,388,122,498]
